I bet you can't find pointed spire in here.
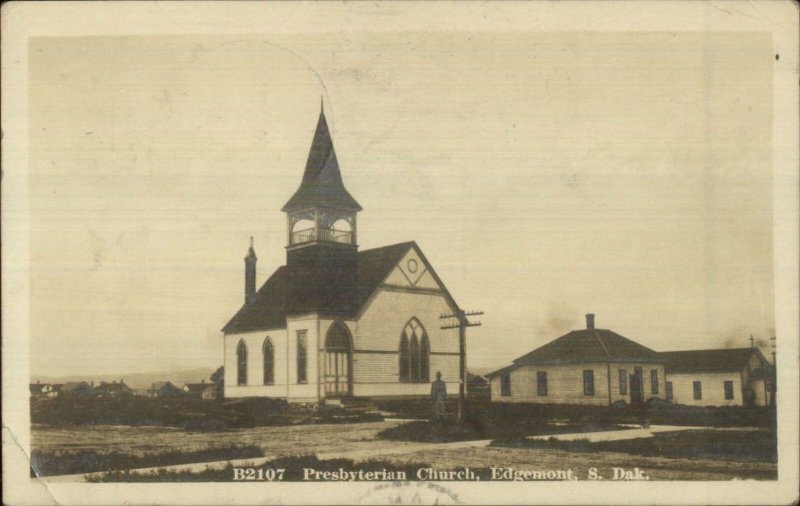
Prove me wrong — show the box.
[320,94,324,113]
[281,106,362,212]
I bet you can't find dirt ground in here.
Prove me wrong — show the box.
[32,421,412,457]
[32,422,776,481]
[375,446,776,481]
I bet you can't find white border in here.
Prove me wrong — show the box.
[2,1,798,504]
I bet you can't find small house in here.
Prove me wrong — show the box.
[660,347,773,406]
[29,381,59,399]
[148,381,183,398]
[59,381,94,398]
[183,380,216,399]
[94,380,135,398]
[486,314,666,406]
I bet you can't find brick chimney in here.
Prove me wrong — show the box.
[585,313,595,330]
[245,236,257,305]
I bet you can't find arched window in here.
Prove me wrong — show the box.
[399,318,430,383]
[263,338,274,385]
[236,340,248,386]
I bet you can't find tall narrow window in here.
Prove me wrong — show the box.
[619,369,628,395]
[263,338,274,385]
[399,318,430,382]
[297,331,307,384]
[420,334,430,382]
[724,380,734,400]
[666,381,673,400]
[650,370,659,394]
[236,340,248,386]
[409,336,420,381]
[583,370,595,396]
[693,381,702,400]
[537,371,548,396]
[399,335,409,382]
[500,373,511,396]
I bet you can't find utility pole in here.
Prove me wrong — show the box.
[441,309,483,422]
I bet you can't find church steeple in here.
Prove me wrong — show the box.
[283,107,360,249]
[281,108,361,214]
[283,107,361,315]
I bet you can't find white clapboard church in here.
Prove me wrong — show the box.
[222,109,463,402]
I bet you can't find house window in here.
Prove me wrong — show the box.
[650,370,659,394]
[297,331,307,384]
[236,340,247,386]
[500,373,511,396]
[619,369,628,395]
[666,381,673,400]
[399,318,430,382]
[263,338,274,385]
[724,380,734,400]
[583,370,595,396]
[693,381,702,400]
[537,371,548,396]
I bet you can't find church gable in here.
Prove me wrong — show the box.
[383,248,440,290]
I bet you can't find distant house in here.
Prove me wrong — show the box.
[467,372,489,393]
[486,314,666,406]
[660,347,773,407]
[60,381,94,398]
[94,380,135,398]
[148,381,183,398]
[183,380,216,399]
[29,381,59,399]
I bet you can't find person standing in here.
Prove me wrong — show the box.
[431,371,447,421]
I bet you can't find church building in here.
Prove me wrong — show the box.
[221,108,464,403]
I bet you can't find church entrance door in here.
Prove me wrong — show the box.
[323,321,352,397]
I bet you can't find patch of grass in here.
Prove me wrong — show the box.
[376,397,774,429]
[492,429,777,463]
[30,445,264,477]
[31,397,382,430]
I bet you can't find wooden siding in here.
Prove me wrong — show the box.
[223,280,461,400]
[223,316,321,402]
[490,362,666,405]
[353,289,459,354]
[668,372,745,406]
[353,381,459,397]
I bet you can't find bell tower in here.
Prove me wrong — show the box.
[282,104,361,315]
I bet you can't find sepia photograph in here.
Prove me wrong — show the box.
[2,1,798,505]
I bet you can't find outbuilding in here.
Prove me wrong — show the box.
[660,347,772,406]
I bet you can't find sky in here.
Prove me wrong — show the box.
[28,31,775,377]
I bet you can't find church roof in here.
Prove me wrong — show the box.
[486,327,662,378]
[281,110,362,213]
[222,241,419,334]
[661,347,764,374]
